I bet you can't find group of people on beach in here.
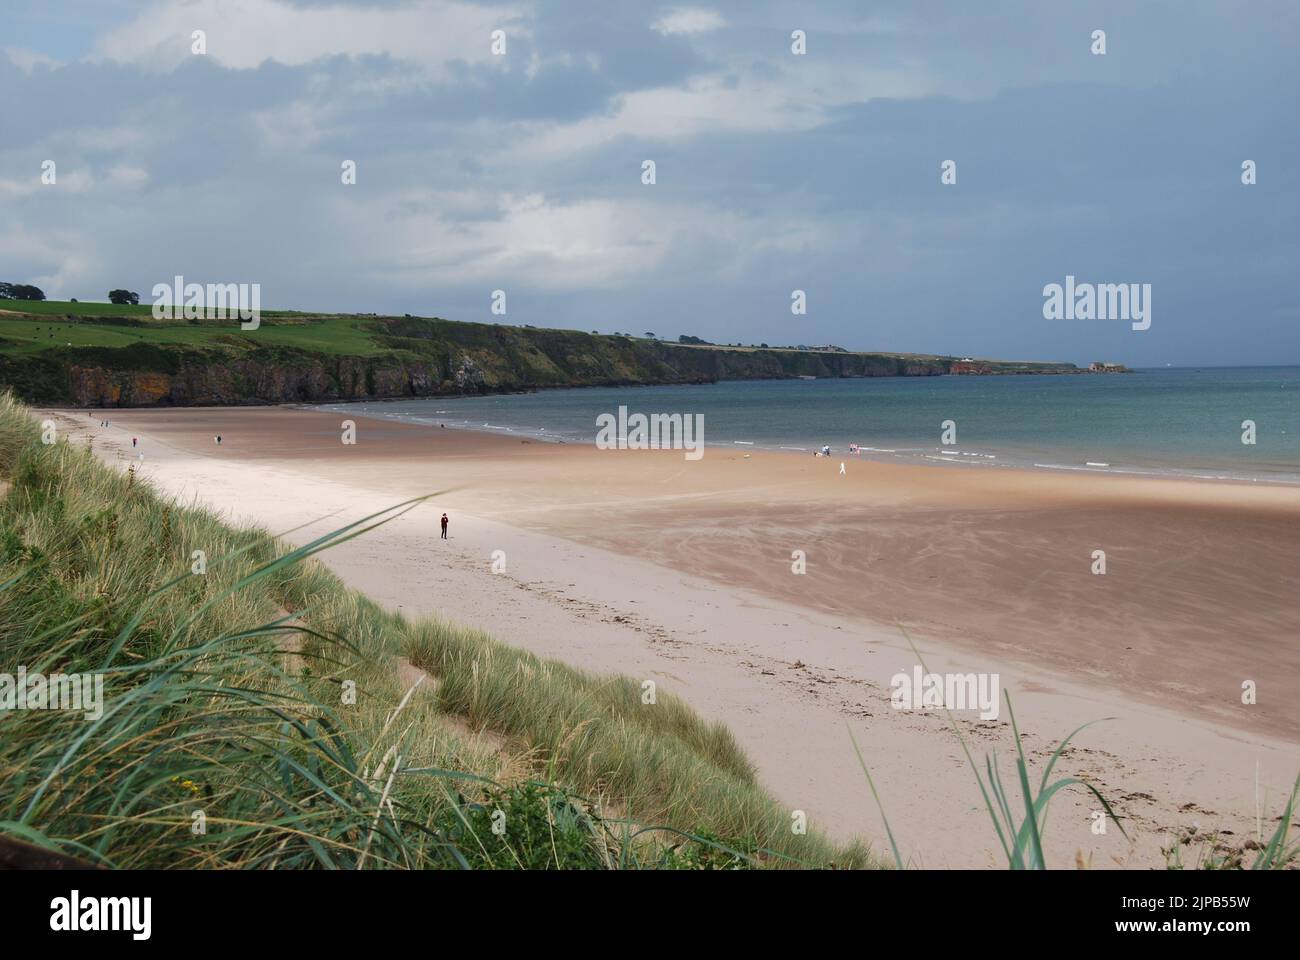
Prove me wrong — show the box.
[813,443,864,456]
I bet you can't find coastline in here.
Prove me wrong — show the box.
[0,302,1088,411]
[46,404,1300,868]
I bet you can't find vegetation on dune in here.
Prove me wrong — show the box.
[0,394,870,869]
[0,301,1081,408]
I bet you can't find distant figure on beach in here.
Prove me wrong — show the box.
[214,435,222,445]
[132,437,137,448]
[839,462,846,475]
[440,513,449,539]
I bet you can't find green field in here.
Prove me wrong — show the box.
[0,299,156,318]
[0,311,389,357]
[0,301,644,362]
[0,299,325,320]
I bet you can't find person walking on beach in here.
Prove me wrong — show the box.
[440,513,449,539]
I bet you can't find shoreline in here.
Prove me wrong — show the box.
[45,405,1300,868]
[301,378,1300,489]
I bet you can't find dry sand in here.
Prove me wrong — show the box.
[47,405,1300,868]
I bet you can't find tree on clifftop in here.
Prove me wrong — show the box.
[108,289,140,305]
[0,282,45,301]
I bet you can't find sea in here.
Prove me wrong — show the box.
[316,367,1300,485]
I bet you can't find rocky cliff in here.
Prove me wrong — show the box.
[0,312,1082,407]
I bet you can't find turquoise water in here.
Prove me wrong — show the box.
[318,367,1300,484]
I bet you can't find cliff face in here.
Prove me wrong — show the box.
[60,355,494,407]
[0,313,1080,407]
[57,349,953,407]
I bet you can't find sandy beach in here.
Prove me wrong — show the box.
[47,404,1300,868]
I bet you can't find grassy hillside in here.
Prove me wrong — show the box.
[0,301,1081,407]
[0,394,872,869]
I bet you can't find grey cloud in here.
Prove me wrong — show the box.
[2,1,1298,366]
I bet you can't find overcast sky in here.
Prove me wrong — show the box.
[3,0,1297,366]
